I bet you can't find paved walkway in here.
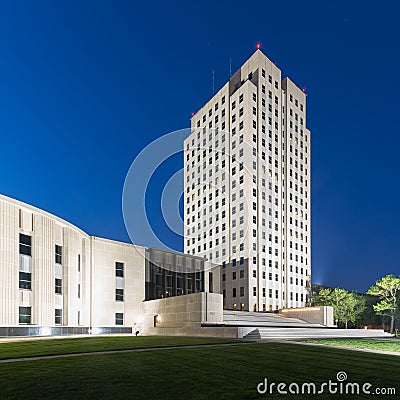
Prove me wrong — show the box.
[0,342,251,364]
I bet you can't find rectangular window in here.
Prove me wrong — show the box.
[115,313,124,326]
[116,262,124,277]
[55,245,62,264]
[55,278,62,295]
[19,306,31,324]
[19,234,32,256]
[116,288,124,302]
[55,309,62,325]
[19,271,31,290]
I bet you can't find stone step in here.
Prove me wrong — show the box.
[223,310,325,328]
[244,328,391,340]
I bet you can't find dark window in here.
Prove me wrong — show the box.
[209,272,213,293]
[232,288,237,298]
[19,306,31,324]
[55,309,62,325]
[116,262,124,277]
[55,278,62,294]
[55,245,62,264]
[19,234,32,256]
[116,288,124,302]
[19,272,31,290]
[115,313,124,325]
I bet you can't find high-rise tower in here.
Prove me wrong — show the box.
[184,49,311,311]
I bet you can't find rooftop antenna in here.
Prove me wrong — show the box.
[212,68,215,94]
[229,58,232,77]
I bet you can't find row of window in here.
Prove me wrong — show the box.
[289,93,304,111]
[222,267,306,280]
[186,157,308,192]
[19,274,66,295]
[188,116,307,154]
[225,287,305,301]
[186,226,309,250]
[19,307,62,325]
[19,234,63,264]
[18,307,127,326]
[193,70,304,128]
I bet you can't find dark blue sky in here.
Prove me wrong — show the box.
[0,1,399,292]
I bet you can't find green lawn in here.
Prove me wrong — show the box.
[305,339,400,353]
[0,339,398,399]
[0,336,238,360]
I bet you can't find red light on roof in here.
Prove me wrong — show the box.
[191,112,195,117]
[302,87,307,93]
[256,43,261,49]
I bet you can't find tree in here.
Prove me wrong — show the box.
[342,292,367,329]
[314,288,366,329]
[367,275,400,333]
[358,293,385,328]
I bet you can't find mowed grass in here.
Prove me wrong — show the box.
[0,341,398,399]
[0,336,238,360]
[306,339,400,353]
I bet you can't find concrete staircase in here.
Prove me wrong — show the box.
[223,310,324,328]
[243,327,393,340]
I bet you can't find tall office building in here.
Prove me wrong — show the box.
[184,49,311,312]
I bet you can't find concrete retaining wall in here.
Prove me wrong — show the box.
[280,306,335,327]
[142,292,224,332]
